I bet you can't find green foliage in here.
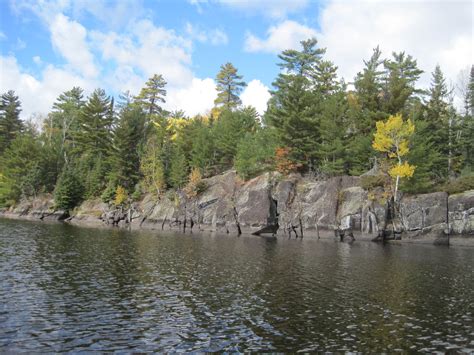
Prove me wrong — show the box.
[50,87,84,164]
[2,41,473,208]
[235,129,277,180]
[189,118,215,175]
[111,103,146,190]
[0,133,42,205]
[135,74,167,116]
[214,63,246,109]
[0,90,23,154]
[318,88,350,176]
[101,177,117,203]
[54,167,84,211]
[169,145,188,188]
[360,174,387,190]
[213,108,259,170]
[74,88,114,156]
[266,38,330,171]
[140,135,166,196]
[438,174,474,195]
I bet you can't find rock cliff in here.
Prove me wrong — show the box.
[1,171,473,245]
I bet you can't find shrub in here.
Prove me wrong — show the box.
[438,175,474,195]
[114,186,128,206]
[360,174,387,190]
[54,168,84,211]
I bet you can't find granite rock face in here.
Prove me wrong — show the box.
[399,192,449,243]
[2,171,473,245]
[448,190,474,235]
[1,194,67,221]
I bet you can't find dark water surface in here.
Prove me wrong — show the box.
[1,218,473,352]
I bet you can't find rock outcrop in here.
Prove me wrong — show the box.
[1,171,473,245]
[0,194,67,221]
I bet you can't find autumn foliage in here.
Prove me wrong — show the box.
[372,114,416,200]
[114,186,128,206]
[275,147,301,175]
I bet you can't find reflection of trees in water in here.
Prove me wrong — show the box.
[20,222,474,352]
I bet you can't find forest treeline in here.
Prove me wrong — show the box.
[0,38,473,210]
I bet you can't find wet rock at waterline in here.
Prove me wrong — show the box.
[1,171,473,245]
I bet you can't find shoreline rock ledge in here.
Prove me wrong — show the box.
[1,171,473,246]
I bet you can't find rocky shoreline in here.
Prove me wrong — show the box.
[1,170,473,246]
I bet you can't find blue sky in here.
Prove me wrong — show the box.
[0,0,472,119]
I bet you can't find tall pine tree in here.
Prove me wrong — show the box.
[0,90,23,153]
[214,63,246,110]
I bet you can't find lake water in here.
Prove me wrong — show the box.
[1,218,473,352]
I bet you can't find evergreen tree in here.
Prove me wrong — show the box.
[213,108,258,171]
[318,87,350,175]
[54,166,84,211]
[189,117,215,175]
[0,90,23,153]
[136,74,167,116]
[74,89,114,155]
[111,102,146,190]
[266,38,325,171]
[214,62,247,109]
[424,65,451,180]
[50,87,85,164]
[382,51,423,115]
[458,65,474,172]
[346,48,386,174]
[235,128,277,180]
[169,145,188,188]
[0,133,41,204]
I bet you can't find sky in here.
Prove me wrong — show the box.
[0,0,472,120]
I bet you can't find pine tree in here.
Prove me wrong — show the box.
[136,74,167,116]
[111,102,146,190]
[318,87,350,175]
[458,65,474,172]
[54,166,84,211]
[235,128,277,180]
[189,118,215,175]
[424,65,451,180]
[213,108,258,171]
[74,89,114,155]
[214,63,246,109]
[0,90,23,153]
[169,145,188,189]
[382,52,423,115]
[0,133,41,204]
[50,87,85,164]
[266,38,325,171]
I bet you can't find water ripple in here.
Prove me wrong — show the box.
[0,218,473,352]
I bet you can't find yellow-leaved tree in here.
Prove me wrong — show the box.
[114,186,128,207]
[372,114,416,202]
[184,167,207,198]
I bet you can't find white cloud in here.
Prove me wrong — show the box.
[241,79,271,115]
[0,32,7,40]
[50,13,98,78]
[245,20,317,53]
[316,1,473,92]
[165,78,217,117]
[217,0,309,19]
[92,19,193,88]
[0,55,95,119]
[33,56,42,65]
[185,23,228,45]
[70,0,146,29]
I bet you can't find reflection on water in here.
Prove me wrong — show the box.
[0,218,473,352]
